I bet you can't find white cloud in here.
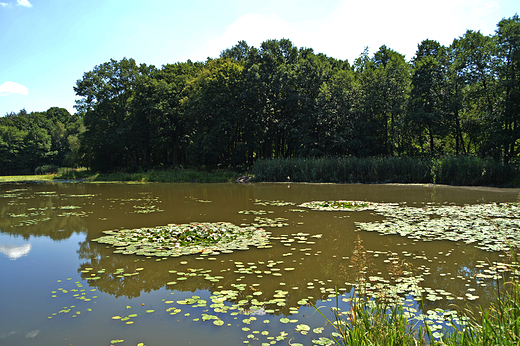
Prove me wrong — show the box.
[188,13,297,62]
[470,0,500,18]
[192,0,502,63]
[16,0,31,7]
[0,81,29,96]
[0,2,9,7]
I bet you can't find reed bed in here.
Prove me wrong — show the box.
[252,156,518,186]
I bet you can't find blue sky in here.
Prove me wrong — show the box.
[1,0,518,116]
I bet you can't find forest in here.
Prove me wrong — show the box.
[1,15,519,174]
[0,107,83,174]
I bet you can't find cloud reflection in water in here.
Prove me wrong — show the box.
[0,243,31,260]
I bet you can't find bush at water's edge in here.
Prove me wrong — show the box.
[252,156,519,187]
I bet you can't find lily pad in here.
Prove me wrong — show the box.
[93,222,271,257]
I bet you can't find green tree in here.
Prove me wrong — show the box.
[0,122,27,173]
[451,30,498,155]
[316,64,358,156]
[410,40,450,155]
[352,46,411,156]
[290,50,344,157]
[146,61,203,166]
[247,39,300,159]
[183,58,246,167]
[75,58,151,171]
[496,14,520,162]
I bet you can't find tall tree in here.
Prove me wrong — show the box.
[353,46,411,156]
[182,58,246,166]
[451,30,498,155]
[410,40,450,154]
[251,39,299,159]
[74,58,150,171]
[496,14,520,162]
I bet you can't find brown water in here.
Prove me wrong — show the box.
[0,182,519,345]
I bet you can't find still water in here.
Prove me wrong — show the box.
[1,182,519,345]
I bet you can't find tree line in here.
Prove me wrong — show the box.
[2,15,519,174]
[0,107,83,174]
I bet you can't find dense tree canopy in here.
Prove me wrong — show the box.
[2,15,519,173]
[0,107,83,174]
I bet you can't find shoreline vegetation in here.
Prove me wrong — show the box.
[313,265,520,346]
[252,156,520,187]
[1,156,518,187]
[0,167,240,183]
[312,240,520,346]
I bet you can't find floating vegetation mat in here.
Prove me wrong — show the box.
[93,222,271,257]
[302,200,520,252]
[299,200,390,211]
[357,203,520,252]
[254,199,295,207]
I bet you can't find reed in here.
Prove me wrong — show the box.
[252,156,518,186]
[313,246,520,346]
[442,252,520,346]
[313,291,428,346]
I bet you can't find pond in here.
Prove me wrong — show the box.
[1,182,519,345]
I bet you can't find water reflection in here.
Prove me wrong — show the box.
[0,243,31,259]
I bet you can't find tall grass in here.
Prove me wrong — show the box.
[313,291,430,346]
[0,174,55,183]
[55,168,240,183]
[313,242,520,346]
[252,156,518,186]
[442,253,520,346]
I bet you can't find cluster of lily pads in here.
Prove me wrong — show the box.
[93,222,272,257]
[48,243,517,345]
[354,202,520,252]
[48,278,98,319]
[299,200,520,252]
[254,199,295,207]
[2,189,99,227]
[48,263,478,345]
[131,205,163,214]
[299,200,385,211]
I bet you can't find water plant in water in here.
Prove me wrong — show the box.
[299,200,388,212]
[313,291,429,346]
[92,222,271,257]
[312,237,520,346]
[440,252,520,346]
[356,202,520,252]
[301,200,520,252]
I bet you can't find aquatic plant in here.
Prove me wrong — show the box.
[299,200,379,211]
[92,222,271,257]
[442,252,520,345]
[313,241,520,346]
[301,200,520,253]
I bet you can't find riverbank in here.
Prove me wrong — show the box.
[0,168,242,183]
[2,156,519,187]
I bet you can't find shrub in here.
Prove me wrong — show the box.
[35,165,59,175]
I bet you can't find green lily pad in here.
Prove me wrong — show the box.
[93,222,271,257]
